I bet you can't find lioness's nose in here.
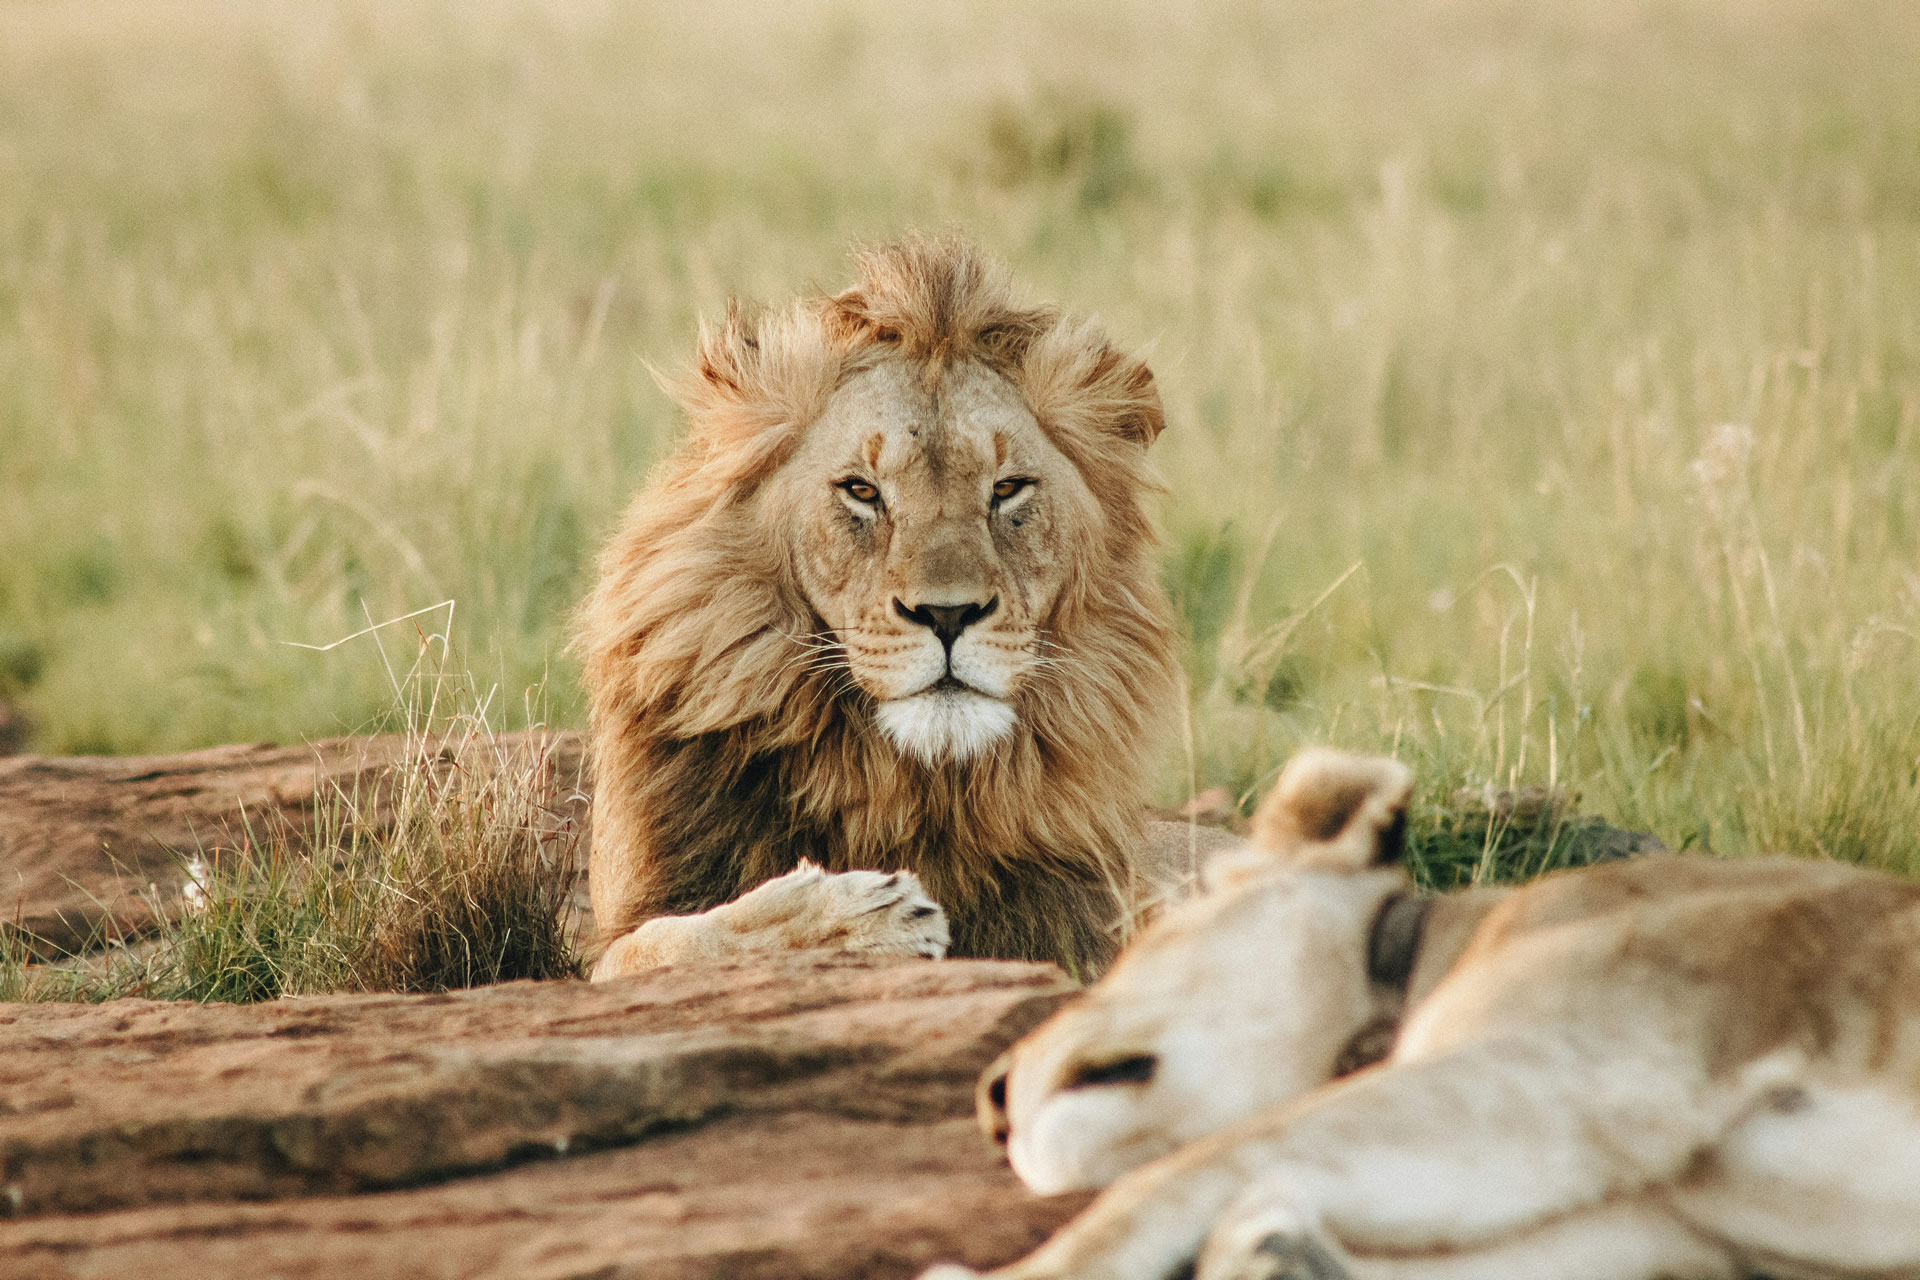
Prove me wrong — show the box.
[894,596,997,648]
[978,1051,1013,1147]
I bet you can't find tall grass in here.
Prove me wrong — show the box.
[2,0,1918,875]
[2,636,583,1002]
[157,703,582,1002]
[177,751,576,1001]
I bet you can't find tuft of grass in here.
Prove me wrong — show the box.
[0,923,35,1001]
[0,914,150,1002]
[1406,785,1667,892]
[344,715,583,993]
[156,719,581,1002]
[3,647,584,1004]
[155,661,583,1002]
[976,93,1143,209]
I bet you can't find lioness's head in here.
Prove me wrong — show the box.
[979,749,1415,1193]
[578,235,1179,967]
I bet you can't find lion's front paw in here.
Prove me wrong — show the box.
[722,860,951,959]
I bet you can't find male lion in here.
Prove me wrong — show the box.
[935,749,1920,1280]
[578,235,1226,980]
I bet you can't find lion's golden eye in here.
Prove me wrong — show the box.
[992,477,1032,503]
[840,478,879,504]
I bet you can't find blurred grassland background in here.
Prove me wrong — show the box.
[3,0,1920,873]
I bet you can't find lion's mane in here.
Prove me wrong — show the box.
[576,235,1180,973]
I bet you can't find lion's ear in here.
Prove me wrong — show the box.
[1021,318,1167,452]
[1100,346,1164,447]
[689,301,762,405]
[667,300,838,466]
[820,287,895,349]
[1019,321,1165,451]
[1249,749,1413,874]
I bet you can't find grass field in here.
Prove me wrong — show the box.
[4,0,1920,875]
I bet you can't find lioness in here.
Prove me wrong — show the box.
[934,749,1920,1280]
[577,235,1234,979]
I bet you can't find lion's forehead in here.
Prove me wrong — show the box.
[815,357,1048,484]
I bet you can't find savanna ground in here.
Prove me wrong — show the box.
[4,0,1920,953]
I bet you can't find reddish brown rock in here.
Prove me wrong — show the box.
[0,954,1086,1279]
[0,732,587,957]
[2,1113,1091,1280]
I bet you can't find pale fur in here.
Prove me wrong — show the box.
[576,234,1182,977]
[593,860,949,972]
[874,688,1018,766]
[938,749,1920,1280]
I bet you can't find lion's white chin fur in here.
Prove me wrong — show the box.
[875,688,1017,765]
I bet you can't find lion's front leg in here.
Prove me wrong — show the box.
[590,860,950,979]
[1185,1037,1742,1280]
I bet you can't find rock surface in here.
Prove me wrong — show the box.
[0,733,588,957]
[0,954,1088,1279]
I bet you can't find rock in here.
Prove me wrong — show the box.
[1415,781,1669,888]
[0,954,1087,1278]
[1443,782,1667,864]
[2,729,1679,959]
[1448,782,1579,828]
[0,732,587,957]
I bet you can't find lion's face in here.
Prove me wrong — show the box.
[765,355,1099,765]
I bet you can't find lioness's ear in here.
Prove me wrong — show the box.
[1250,748,1413,873]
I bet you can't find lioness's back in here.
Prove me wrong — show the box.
[1438,854,1920,1074]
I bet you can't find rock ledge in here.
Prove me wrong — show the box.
[0,954,1086,1280]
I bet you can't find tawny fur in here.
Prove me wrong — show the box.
[946,750,1920,1280]
[575,234,1180,974]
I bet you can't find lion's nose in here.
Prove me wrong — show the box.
[894,596,997,649]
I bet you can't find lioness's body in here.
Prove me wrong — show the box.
[948,752,1920,1280]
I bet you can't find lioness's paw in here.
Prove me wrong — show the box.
[1215,1235,1350,1280]
[1199,1203,1350,1280]
[724,860,951,959]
